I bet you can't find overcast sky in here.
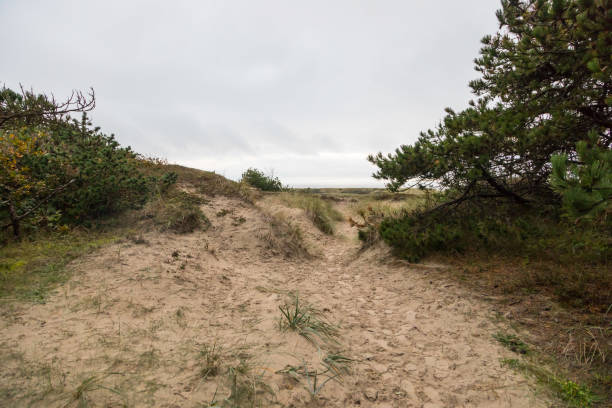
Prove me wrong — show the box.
[1,0,500,187]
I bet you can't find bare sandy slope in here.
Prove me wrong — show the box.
[0,194,548,407]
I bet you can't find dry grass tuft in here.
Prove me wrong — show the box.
[144,189,210,234]
[258,211,311,259]
[279,192,343,235]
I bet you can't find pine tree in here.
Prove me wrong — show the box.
[368,0,611,208]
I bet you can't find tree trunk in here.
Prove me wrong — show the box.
[477,164,530,205]
[7,201,20,237]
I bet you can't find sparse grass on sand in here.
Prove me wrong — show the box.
[0,164,246,304]
[201,346,275,408]
[0,229,121,303]
[140,163,257,203]
[275,290,351,400]
[199,342,223,379]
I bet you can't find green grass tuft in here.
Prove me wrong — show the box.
[278,294,339,346]
[493,332,530,355]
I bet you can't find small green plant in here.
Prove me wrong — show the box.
[493,332,530,355]
[158,171,178,193]
[278,295,339,346]
[499,358,521,369]
[500,358,597,407]
[557,379,596,407]
[297,362,338,398]
[322,352,354,377]
[218,354,274,408]
[175,307,187,328]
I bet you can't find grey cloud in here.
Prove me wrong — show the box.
[1,0,501,186]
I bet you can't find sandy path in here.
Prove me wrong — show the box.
[0,195,546,407]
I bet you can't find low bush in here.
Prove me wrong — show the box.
[240,168,284,192]
[378,209,464,262]
[377,201,611,308]
[1,91,170,238]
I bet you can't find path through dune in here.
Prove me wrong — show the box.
[0,194,547,407]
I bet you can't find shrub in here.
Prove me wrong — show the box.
[357,225,379,248]
[379,210,463,262]
[46,114,152,221]
[377,201,611,307]
[1,100,168,237]
[379,202,612,263]
[240,168,283,192]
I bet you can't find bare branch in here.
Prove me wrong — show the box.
[0,86,95,129]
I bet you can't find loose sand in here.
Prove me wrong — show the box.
[0,194,547,407]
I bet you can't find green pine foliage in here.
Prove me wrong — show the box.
[368,0,611,268]
[46,113,152,221]
[369,0,610,201]
[551,131,612,220]
[240,168,284,191]
[1,87,173,238]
